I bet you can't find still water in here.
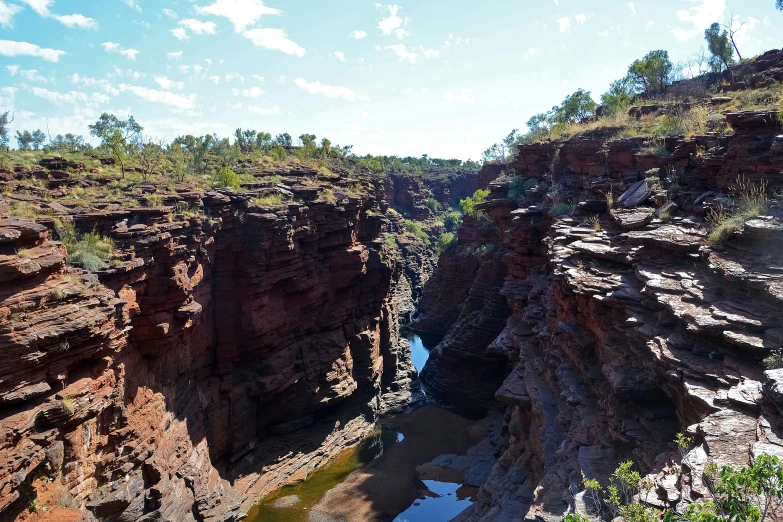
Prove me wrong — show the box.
[394,480,476,522]
[406,331,442,373]
[246,428,402,522]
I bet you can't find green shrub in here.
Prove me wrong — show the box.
[9,201,44,218]
[68,231,114,272]
[460,189,490,218]
[507,177,538,198]
[443,211,462,232]
[564,515,589,522]
[550,202,575,218]
[426,198,442,211]
[436,232,457,254]
[320,188,337,204]
[384,235,397,246]
[213,167,241,190]
[405,220,430,243]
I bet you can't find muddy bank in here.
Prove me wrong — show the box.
[249,404,479,522]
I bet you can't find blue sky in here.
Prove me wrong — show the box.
[0,0,780,160]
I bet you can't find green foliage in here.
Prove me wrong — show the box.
[705,23,735,72]
[384,235,397,246]
[460,189,490,218]
[508,177,538,198]
[564,515,590,522]
[89,113,143,177]
[549,202,575,218]
[482,129,520,163]
[778,0,783,10]
[426,198,442,211]
[405,220,430,243]
[443,211,462,232]
[68,231,114,272]
[0,111,11,148]
[320,188,337,204]
[628,49,673,94]
[436,232,457,254]
[213,167,241,190]
[550,88,598,125]
[764,350,783,370]
[601,75,636,116]
[275,133,292,147]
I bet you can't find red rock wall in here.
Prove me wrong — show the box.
[0,186,430,521]
[424,116,783,521]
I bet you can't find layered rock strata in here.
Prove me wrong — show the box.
[0,169,448,521]
[423,110,783,520]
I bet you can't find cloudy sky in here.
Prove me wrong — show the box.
[0,0,780,159]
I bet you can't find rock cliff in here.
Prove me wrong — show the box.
[423,109,783,519]
[0,166,459,521]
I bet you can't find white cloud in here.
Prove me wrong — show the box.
[196,0,280,32]
[163,8,178,19]
[209,75,221,84]
[350,29,367,40]
[330,51,347,62]
[557,17,570,32]
[31,86,103,106]
[385,43,417,63]
[645,20,655,30]
[224,72,244,82]
[575,13,587,24]
[294,78,356,101]
[253,75,264,83]
[552,0,559,5]
[102,41,139,60]
[155,75,184,90]
[122,0,141,12]
[672,0,725,41]
[232,86,263,98]
[242,28,305,57]
[523,48,537,58]
[248,104,280,115]
[6,65,48,83]
[627,2,636,15]
[0,1,23,28]
[444,89,472,103]
[70,74,120,95]
[376,4,410,39]
[179,18,216,34]
[421,48,439,59]
[17,0,97,28]
[118,83,196,109]
[0,40,65,61]
[167,51,183,60]
[171,28,189,40]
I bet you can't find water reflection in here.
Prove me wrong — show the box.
[406,331,442,373]
[393,480,476,522]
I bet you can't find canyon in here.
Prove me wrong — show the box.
[2,49,783,522]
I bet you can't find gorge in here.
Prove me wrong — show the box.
[2,47,783,522]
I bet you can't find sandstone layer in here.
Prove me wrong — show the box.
[422,110,783,520]
[0,165,467,521]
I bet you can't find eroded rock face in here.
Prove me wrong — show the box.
[423,113,783,521]
[0,179,442,521]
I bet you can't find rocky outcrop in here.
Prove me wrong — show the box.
[421,112,783,521]
[0,172,440,521]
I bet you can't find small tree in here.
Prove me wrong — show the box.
[16,130,33,150]
[320,138,332,157]
[628,50,673,94]
[31,130,45,151]
[705,23,735,71]
[275,133,292,147]
[136,137,168,182]
[88,113,143,177]
[778,0,783,10]
[299,133,317,149]
[168,143,191,183]
[601,76,635,115]
[0,111,12,150]
[550,89,597,124]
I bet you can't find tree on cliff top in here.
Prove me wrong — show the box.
[778,0,783,10]
[89,113,143,178]
[628,50,673,94]
[705,23,735,71]
[549,89,597,124]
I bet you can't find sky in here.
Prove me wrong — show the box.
[0,0,780,160]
